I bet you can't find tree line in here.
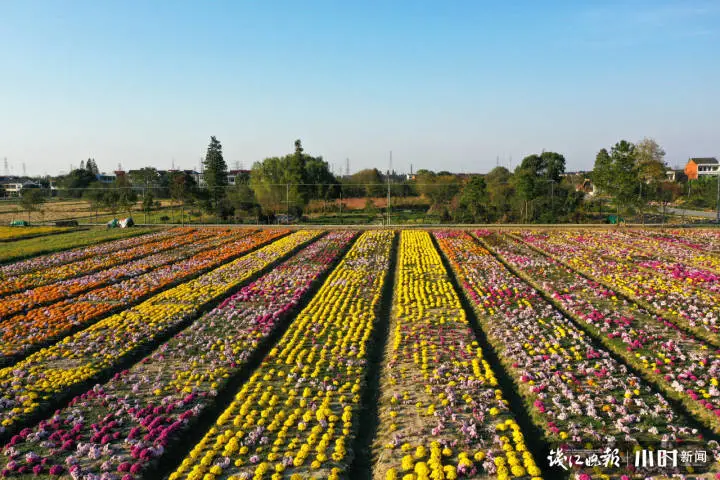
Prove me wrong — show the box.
[12,135,717,224]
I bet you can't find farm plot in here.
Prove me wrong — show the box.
[373,231,540,480]
[0,227,718,480]
[436,230,717,479]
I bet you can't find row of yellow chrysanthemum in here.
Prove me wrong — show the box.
[376,231,541,480]
[168,230,394,480]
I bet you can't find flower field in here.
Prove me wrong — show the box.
[374,231,540,480]
[0,227,719,479]
[0,227,72,242]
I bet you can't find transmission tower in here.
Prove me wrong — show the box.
[345,158,350,177]
[3,157,8,176]
[22,162,27,176]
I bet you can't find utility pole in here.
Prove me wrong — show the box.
[716,168,720,223]
[387,151,392,227]
[286,183,290,224]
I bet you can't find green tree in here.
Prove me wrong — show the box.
[485,167,514,222]
[129,167,161,215]
[250,157,300,216]
[514,151,566,222]
[415,171,460,210]
[128,167,160,188]
[635,138,666,182]
[305,157,339,200]
[59,168,97,198]
[457,176,488,223]
[84,182,107,221]
[345,168,384,197]
[250,140,336,217]
[685,175,719,209]
[634,138,667,217]
[103,175,137,216]
[592,140,639,216]
[169,171,197,223]
[592,149,613,194]
[202,136,229,217]
[227,179,259,222]
[142,192,155,213]
[20,188,46,221]
[85,158,99,175]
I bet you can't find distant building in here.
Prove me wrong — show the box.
[184,170,201,186]
[684,157,719,180]
[575,178,595,197]
[95,173,116,184]
[1,182,24,197]
[1,181,41,197]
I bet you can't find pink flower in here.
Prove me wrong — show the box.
[49,465,64,476]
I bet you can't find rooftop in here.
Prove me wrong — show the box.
[689,157,718,165]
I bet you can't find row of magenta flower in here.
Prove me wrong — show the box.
[0,229,718,480]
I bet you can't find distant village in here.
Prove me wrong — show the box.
[1,157,717,198]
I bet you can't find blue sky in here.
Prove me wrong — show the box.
[1,0,719,176]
